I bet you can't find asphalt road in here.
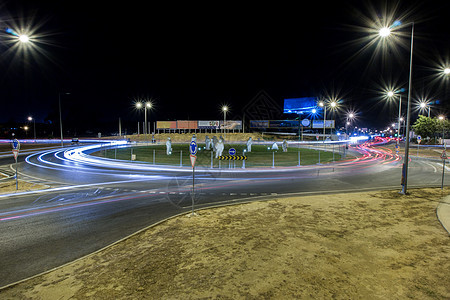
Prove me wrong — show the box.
[0,140,447,287]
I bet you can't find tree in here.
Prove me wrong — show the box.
[412,115,438,139]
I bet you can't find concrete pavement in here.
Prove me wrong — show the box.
[437,195,450,235]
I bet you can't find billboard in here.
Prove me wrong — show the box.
[250,120,269,128]
[157,121,177,129]
[284,97,321,115]
[177,120,198,129]
[268,120,300,128]
[312,120,335,129]
[220,120,242,130]
[198,120,220,129]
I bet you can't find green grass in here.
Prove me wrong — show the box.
[93,144,344,168]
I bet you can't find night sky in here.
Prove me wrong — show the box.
[1,0,449,135]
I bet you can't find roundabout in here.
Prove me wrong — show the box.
[0,136,447,287]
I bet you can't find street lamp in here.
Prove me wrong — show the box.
[386,89,404,146]
[379,21,415,194]
[18,34,29,43]
[318,100,338,141]
[145,101,152,134]
[444,68,450,75]
[419,101,431,117]
[28,116,36,142]
[135,102,143,134]
[439,115,446,145]
[222,106,228,140]
[59,92,71,147]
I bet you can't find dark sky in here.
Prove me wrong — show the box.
[1,0,449,134]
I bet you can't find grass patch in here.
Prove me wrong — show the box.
[93,144,345,168]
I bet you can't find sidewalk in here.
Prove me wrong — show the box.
[437,195,450,234]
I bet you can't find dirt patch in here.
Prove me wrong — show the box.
[1,189,449,299]
[0,180,49,194]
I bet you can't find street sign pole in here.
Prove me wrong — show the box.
[15,155,18,190]
[189,141,198,216]
[12,139,20,190]
[441,150,447,190]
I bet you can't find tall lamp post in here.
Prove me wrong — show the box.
[318,100,337,141]
[222,106,228,140]
[439,115,446,145]
[387,89,404,147]
[145,102,152,134]
[318,101,327,141]
[59,92,70,147]
[135,102,143,134]
[379,21,414,194]
[27,116,36,142]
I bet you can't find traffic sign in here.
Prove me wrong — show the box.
[441,151,447,160]
[12,139,20,150]
[228,148,236,156]
[12,149,19,161]
[301,119,310,127]
[189,141,198,155]
[190,154,197,168]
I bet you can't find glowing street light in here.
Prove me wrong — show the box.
[378,20,415,194]
[318,100,338,141]
[145,102,153,135]
[222,105,228,140]
[439,115,446,145]
[444,68,450,75]
[27,116,36,142]
[379,27,391,37]
[18,34,29,43]
[419,101,431,117]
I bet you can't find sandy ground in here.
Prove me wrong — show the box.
[0,180,49,193]
[1,188,449,299]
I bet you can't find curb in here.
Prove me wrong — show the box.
[437,195,450,235]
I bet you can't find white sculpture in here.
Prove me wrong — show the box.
[271,142,279,151]
[166,137,172,155]
[282,140,288,152]
[215,138,224,158]
[246,137,253,152]
[212,136,218,151]
[205,136,211,150]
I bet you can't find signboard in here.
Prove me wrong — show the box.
[229,148,236,156]
[157,121,177,129]
[177,120,198,130]
[198,120,220,129]
[12,139,20,150]
[301,119,310,127]
[283,97,319,115]
[220,120,242,130]
[12,149,19,161]
[312,120,335,129]
[268,120,300,128]
[190,154,197,168]
[250,120,269,128]
[189,141,198,155]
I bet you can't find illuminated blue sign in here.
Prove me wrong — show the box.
[284,97,322,115]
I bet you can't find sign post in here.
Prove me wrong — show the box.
[441,150,447,190]
[417,135,421,157]
[12,139,20,190]
[189,141,198,216]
